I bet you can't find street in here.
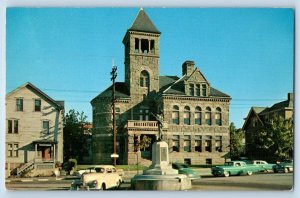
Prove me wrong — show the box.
[5,172,293,191]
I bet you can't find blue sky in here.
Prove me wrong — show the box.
[6,8,294,128]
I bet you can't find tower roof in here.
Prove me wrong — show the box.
[128,8,160,34]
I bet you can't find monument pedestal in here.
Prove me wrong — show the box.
[131,141,191,190]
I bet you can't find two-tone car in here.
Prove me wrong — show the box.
[273,159,293,173]
[211,161,258,177]
[249,160,275,172]
[71,165,123,190]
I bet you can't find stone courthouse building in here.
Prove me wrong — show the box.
[91,9,231,165]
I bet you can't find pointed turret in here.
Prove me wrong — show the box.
[128,8,161,34]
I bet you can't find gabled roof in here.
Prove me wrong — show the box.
[6,82,64,110]
[159,75,230,98]
[186,68,210,84]
[91,82,130,103]
[242,107,266,130]
[128,8,160,34]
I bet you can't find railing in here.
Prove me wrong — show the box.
[126,120,168,130]
[17,160,35,176]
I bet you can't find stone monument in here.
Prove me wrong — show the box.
[131,113,191,190]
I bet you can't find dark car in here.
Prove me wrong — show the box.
[172,163,201,180]
[273,159,293,173]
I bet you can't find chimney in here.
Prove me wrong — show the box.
[182,61,195,76]
[287,93,293,101]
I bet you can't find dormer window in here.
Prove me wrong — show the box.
[189,84,194,96]
[202,84,207,97]
[196,84,200,96]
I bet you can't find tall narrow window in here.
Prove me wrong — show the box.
[116,107,120,125]
[205,107,212,125]
[14,120,19,134]
[140,70,150,89]
[202,84,207,97]
[135,38,139,53]
[215,136,222,152]
[196,84,200,96]
[150,40,155,53]
[35,99,41,111]
[16,98,23,111]
[215,107,222,126]
[139,109,149,121]
[7,143,13,157]
[184,135,191,152]
[172,135,180,152]
[14,144,19,157]
[141,39,149,53]
[205,135,212,152]
[43,121,50,134]
[8,120,13,133]
[195,106,202,125]
[172,106,179,125]
[195,135,202,152]
[189,84,194,96]
[184,106,191,125]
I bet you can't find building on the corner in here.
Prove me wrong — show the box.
[91,9,231,166]
[5,82,64,177]
[242,93,293,160]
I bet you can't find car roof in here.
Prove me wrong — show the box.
[87,165,116,169]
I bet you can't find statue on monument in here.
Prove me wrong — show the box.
[151,111,163,141]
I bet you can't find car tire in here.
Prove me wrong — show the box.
[224,171,230,177]
[101,183,106,190]
[247,171,252,176]
[116,180,122,189]
[284,168,289,173]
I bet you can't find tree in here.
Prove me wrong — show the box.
[229,122,245,159]
[63,109,89,162]
[139,136,152,151]
[253,116,293,160]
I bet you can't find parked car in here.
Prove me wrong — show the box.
[273,159,293,173]
[211,161,258,177]
[73,165,125,177]
[171,163,201,180]
[248,160,275,172]
[70,165,123,190]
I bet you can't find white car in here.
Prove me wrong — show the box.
[79,165,123,190]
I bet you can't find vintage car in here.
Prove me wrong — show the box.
[171,163,201,180]
[248,160,275,172]
[211,161,258,177]
[71,165,123,190]
[74,165,125,177]
[273,159,293,173]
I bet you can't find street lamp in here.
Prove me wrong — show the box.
[111,63,118,166]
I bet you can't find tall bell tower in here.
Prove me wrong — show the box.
[122,8,161,100]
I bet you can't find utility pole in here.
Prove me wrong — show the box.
[110,62,118,166]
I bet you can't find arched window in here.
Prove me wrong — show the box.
[195,106,202,125]
[140,70,150,88]
[205,107,211,125]
[215,107,222,126]
[184,106,191,125]
[172,105,179,125]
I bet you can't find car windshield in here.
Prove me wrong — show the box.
[95,168,105,173]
